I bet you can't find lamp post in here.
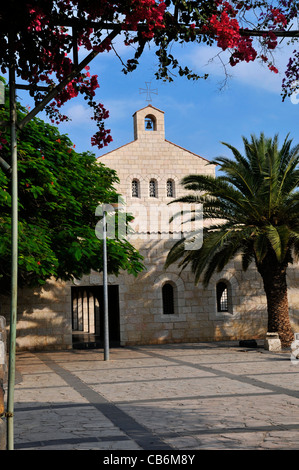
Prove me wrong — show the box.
[102,208,109,361]
[102,202,121,361]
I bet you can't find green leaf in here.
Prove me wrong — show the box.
[0,94,144,293]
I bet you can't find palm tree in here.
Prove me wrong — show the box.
[165,133,299,348]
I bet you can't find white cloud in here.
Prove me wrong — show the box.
[62,103,93,126]
[181,42,292,94]
[76,31,137,65]
[104,98,144,122]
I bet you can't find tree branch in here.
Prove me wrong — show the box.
[240,28,299,38]
[5,16,296,39]
[18,26,122,130]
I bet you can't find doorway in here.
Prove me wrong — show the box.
[71,285,120,349]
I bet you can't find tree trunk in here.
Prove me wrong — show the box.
[257,252,294,348]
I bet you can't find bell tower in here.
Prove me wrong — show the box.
[133,105,165,141]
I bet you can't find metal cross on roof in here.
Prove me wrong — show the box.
[139,81,158,102]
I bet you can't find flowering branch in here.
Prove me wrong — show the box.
[0,1,298,148]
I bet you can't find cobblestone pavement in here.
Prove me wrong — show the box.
[7,341,299,450]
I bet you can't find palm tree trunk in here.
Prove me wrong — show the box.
[257,252,294,348]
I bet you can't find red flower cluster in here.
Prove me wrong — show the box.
[124,0,166,39]
[208,5,257,65]
[230,37,257,66]
[270,7,287,27]
[0,1,168,149]
[263,31,278,50]
[269,65,279,74]
[209,11,240,50]
[206,1,288,69]
[0,135,7,151]
[27,6,48,32]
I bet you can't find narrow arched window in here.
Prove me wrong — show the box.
[132,179,139,198]
[162,283,175,315]
[216,281,229,312]
[167,179,174,197]
[149,179,157,197]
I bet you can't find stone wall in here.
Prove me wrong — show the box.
[74,245,299,347]
[0,279,72,351]
[116,248,266,345]
[0,316,7,450]
[1,249,298,351]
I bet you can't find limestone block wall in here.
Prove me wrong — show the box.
[98,105,215,208]
[1,252,299,351]
[99,139,214,205]
[96,235,299,346]
[114,239,267,345]
[0,279,72,351]
[77,237,299,347]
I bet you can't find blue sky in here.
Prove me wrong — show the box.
[16,36,299,167]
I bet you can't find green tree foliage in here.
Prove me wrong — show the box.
[165,133,299,347]
[0,91,144,293]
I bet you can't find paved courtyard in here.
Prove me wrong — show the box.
[9,341,299,450]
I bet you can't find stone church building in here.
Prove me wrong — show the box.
[1,105,299,350]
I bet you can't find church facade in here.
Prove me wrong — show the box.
[1,105,299,350]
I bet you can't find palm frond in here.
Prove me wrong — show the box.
[165,132,299,286]
[264,224,290,263]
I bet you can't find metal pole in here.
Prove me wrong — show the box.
[103,210,109,361]
[6,44,18,450]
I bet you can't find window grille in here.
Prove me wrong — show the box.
[162,283,175,315]
[167,179,174,197]
[132,180,139,197]
[216,282,229,312]
[149,179,156,197]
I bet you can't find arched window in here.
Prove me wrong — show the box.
[132,179,139,198]
[167,179,174,197]
[216,281,229,312]
[149,179,157,197]
[162,283,175,315]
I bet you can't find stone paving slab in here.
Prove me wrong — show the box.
[6,341,299,450]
